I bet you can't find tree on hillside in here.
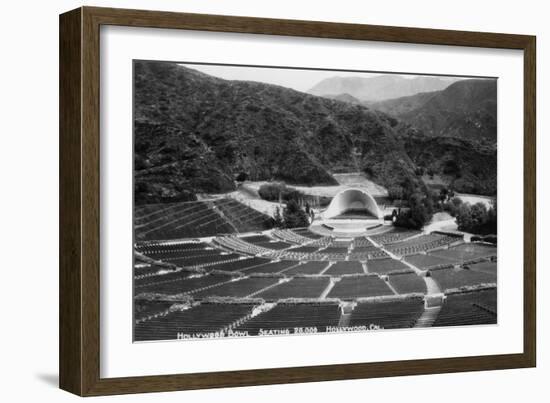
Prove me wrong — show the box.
[283,200,310,228]
[235,172,248,182]
[455,200,497,234]
[273,206,284,228]
[258,183,305,203]
[439,188,449,202]
[442,196,463,216]
[387,185,404,201]
[470,203,488,228]
[394,191,434,230]
[455,203,474,230]
[487,199,497,229]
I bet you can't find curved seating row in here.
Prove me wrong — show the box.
[386,234,462,256]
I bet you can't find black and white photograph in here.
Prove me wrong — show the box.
[1,0,544,400]
[132,60,498,342]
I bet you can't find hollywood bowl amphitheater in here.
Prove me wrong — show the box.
[134,183,497,342]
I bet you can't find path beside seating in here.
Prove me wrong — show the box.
[424,276,441,295]
[319,280,336,299]
[415,306,442,327]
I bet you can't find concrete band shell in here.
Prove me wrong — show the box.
[322,188,382,219]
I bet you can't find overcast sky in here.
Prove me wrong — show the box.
[179,63,459,93]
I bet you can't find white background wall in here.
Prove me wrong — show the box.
[0,0,547,401]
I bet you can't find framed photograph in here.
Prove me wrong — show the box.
[59,6,536,396]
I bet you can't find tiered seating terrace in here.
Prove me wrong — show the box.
[466,261,497,275]
[135,303,258,341]
[292,228,324,239]
[134,300,175,323]
[349,297,425,329]
[388,272,427,294]
[386,233,462,256]
[165,252,242,268]
[283,262,330,275]
[327,275,394,299]
[192,277,281,299]
[405,254,457,270]
[433,289,497,327]
[213,235,272,255]
[135,273,234,295]
[369,230,421,245]
[353,237,375,247]
[256,277,331,300]
[430,243,497,262]
[429,267,496,291]
[234,303,341,336]
[271,229,314,244]
[213,198,273,233]
[242,260,299,274]
[324,261,364,275]
[135,201,235,240]
[207,257,271,272]
[367,258,410,274]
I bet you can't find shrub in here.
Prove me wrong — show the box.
[483,235,497,245]
[394,192,434,230]
[443,160,461,176]
[455,201,497,234]
[258,183,283,201]
[283,200,310,228]
[387,186,404,201]
[258,182,305,203]
[273,207,284,228]
[442,197,463,217]
[235,172,248,182]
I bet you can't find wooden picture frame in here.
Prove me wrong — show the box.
[59,6,536,396]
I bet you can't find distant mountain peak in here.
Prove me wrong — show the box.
[323,93,363,105]
[308,74,458,102]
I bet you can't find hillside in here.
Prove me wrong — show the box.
[402,133,497,195]
[386,79,497,144]
[368,91,439,117]
[134,62,420,204]
[308,75,457,101]
[323,93,363,105]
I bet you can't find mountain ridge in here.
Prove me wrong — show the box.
[134,62,421,204]
[133,62,497,204]
[367,79,497,144]
[400,79,497,143]
[308,74,458,101]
